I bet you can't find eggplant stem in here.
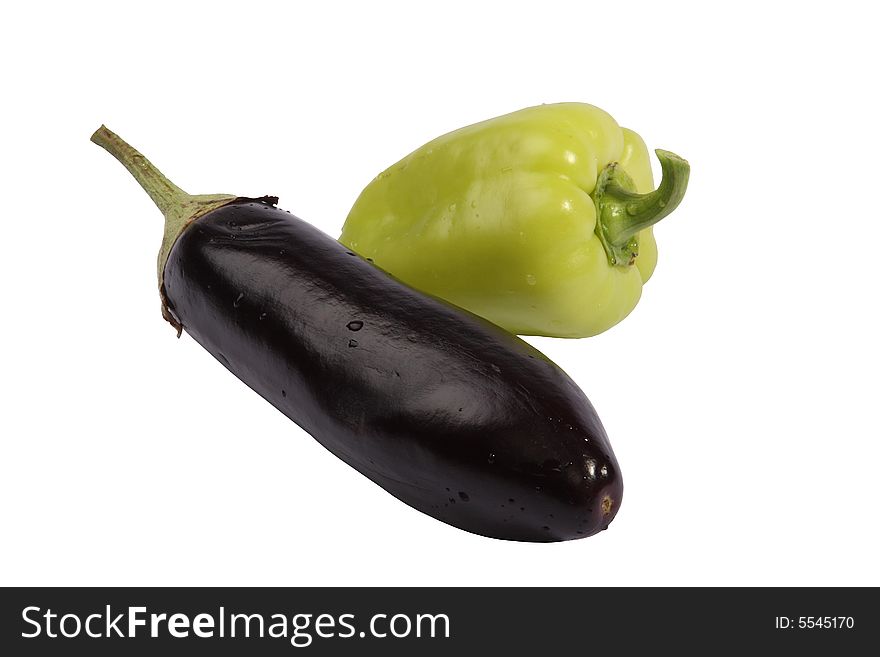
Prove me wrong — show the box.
[91,125,237,331]
[90,126,190,215]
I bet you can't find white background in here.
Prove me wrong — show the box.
[2,1,878,586]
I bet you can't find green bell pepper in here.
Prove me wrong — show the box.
[340,103,689,337]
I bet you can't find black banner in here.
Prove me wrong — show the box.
[1,588,873,654]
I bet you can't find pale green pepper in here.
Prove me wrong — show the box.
[340,103,689,337]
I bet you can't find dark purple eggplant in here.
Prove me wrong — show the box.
[91,126,622,542]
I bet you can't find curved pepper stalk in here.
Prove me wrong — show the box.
[593,149,690,267]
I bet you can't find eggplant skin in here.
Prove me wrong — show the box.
[163,199,622,542]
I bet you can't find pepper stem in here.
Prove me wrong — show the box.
[593,149,690,267]
[91,125,237,332]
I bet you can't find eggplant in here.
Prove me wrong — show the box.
[91,126,623,542]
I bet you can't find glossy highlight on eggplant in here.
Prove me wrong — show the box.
[91,126,623,542]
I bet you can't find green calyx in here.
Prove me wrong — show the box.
[90,125,237,332]
[593,149,690,267]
